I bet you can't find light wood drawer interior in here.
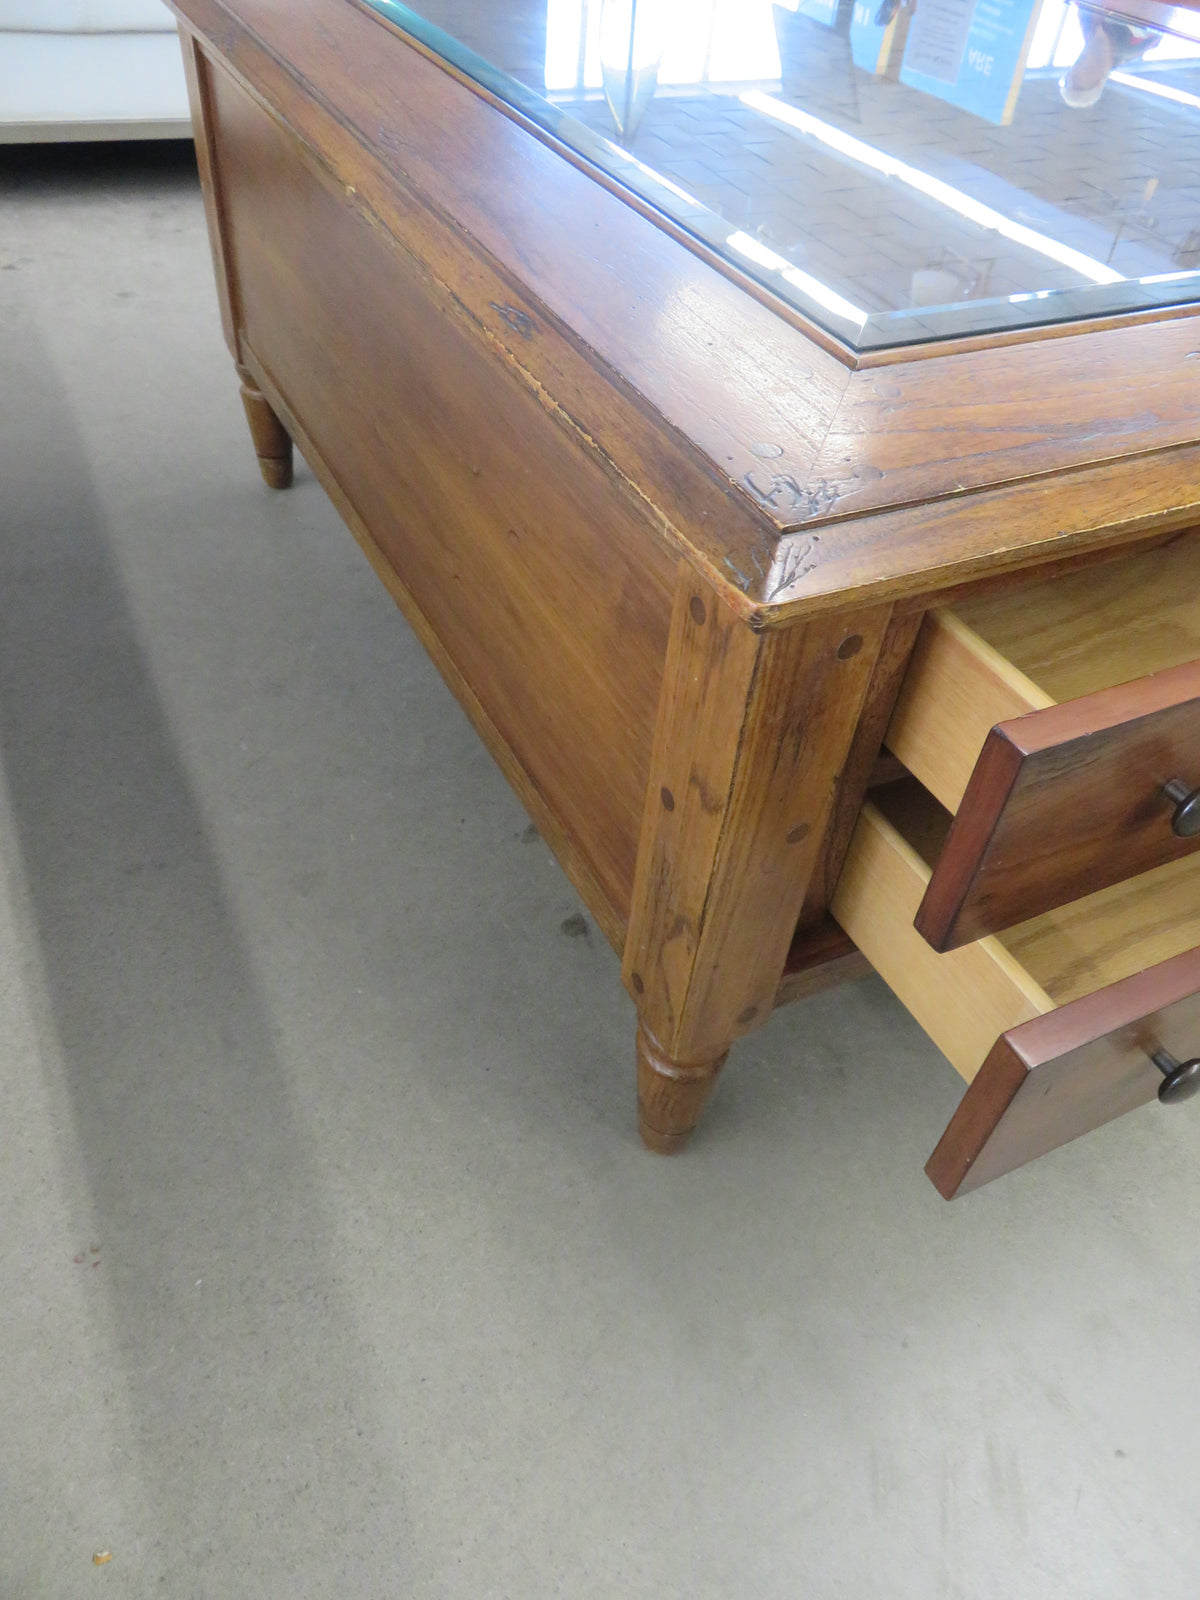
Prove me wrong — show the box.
[836,535,1200,1193]
[832,779,1200,1082]
[887,533,1200,813]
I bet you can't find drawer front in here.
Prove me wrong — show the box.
[927,948,1200,1198]
[918,660,1200,949]
[890,608,1200,950]
[833,803,1200,1198]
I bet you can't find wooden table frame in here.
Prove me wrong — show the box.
[169,0,1200,1154]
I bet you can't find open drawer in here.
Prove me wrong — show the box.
[885,534,1200,950]
[832,780,1200,1197]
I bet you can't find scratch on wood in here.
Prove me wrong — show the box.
[743,469,841,521]
[377,125,408,155]
[766,536,820,600]
[490,301,536,339]
[723,555,751,590]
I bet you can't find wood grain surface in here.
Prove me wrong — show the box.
[241,348,631,951]
[799,609,924,926]
[927,947,1200,1198]
[180,33,239,356]
[1004,848,1200,1004]
[890,533,1200,800]
[168,0,1200,628]
[954,530,1200,701]
[207,59,675,926]
[760,448,1200,623]
[635,1024,729,1155]
[170,0,841,610]
[885,608,1051,811]
[237,370,292,489]
[917,661,1200,949]
[623,570,890,1067]
[832,801,1053,1082]
[172,0,1200,1174]
[839,784,1200,1194]
[888,537,1200,946]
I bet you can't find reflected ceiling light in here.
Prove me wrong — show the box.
[781,265,867,322]
[620,149,704,206]
[1111,71,1200,111]
[1140,269,1200,285]
[741,90,1123,286]
[726,229,867,323]
[545,0,781,93]
[726,229,789,270]
[545,0,590,91]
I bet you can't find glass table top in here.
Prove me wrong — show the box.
[357,0,1200,348]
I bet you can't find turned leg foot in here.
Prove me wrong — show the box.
[237,370,293,489]
[636,1023,728,1154]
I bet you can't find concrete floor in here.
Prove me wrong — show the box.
[1,141,1198,1600]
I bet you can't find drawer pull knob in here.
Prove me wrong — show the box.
[1163,778,1200,837]
[1151,1049,1200,1104]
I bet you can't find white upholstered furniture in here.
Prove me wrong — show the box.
[0,0,189,141]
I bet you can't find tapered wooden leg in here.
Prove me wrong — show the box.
[636,1023,728,1153]
[238,370,293,489]
[624,566,895,1151]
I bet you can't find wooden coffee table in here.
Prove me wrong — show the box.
[168,0,1200,1193]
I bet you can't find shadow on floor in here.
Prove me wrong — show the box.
[0,137,198,197]
[0,293,416,1585]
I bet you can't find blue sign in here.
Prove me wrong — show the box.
[900,0,1044,124]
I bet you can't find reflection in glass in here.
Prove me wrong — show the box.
[1060,8,1156,105]
[598,0,666,142]
[545,0,781,95]
[359,0,1200,346]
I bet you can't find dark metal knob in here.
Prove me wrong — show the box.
[1151,1048,1200,1104]
[1164,778,1200,838]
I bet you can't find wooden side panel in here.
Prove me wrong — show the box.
[180,33,239,356]
[885,609,1052,810]
[831,803,1053,1081]
[927,947,1200,1197]
[799,608,922,925]
[917,660,1200,950]
[206,62,675,924]
[624,571,889,1060]
[168,0,844,601]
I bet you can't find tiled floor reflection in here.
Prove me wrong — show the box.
[412,0,1200,329]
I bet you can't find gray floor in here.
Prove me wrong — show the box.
[2,143,1198,1600]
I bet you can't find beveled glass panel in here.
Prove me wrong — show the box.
[357,0,1200,348]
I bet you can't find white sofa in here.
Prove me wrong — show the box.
[0,0,190,141]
